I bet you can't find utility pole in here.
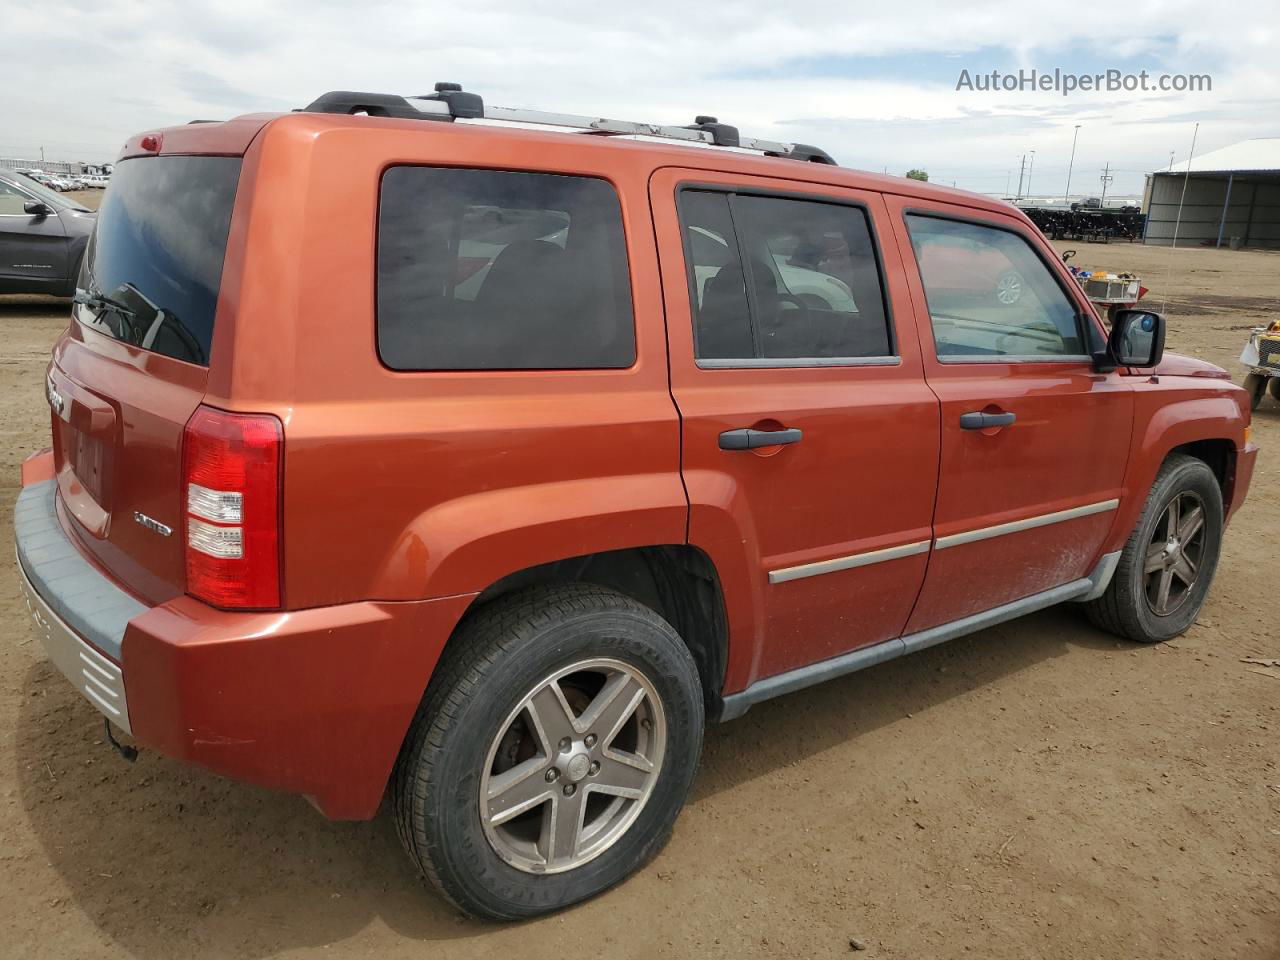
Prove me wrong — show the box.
[40,146,45,161]
[1027,149,1036,198]
[1005,170,1012,197]
[1099,162,1114,207]
[1015,154,1027,200]
[1065,124,1081,203]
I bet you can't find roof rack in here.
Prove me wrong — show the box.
[301,84,837,165]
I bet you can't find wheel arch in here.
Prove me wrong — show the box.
[1108,391,1249,553]
[455,545,731,719]
[1168,437,1236,510]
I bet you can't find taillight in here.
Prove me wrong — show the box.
[181,405,282,609]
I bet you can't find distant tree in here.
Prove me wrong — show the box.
[905,169,929,181]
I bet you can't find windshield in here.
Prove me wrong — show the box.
[76,156,241,366]
[11,173,91,212]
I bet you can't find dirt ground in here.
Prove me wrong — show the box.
[1,194,1277,959]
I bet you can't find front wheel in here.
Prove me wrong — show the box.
[393,584,704,920]
[1084,454,1223,643]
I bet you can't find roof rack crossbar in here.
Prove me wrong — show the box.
[301,85,836,165]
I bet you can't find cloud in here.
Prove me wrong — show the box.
[2,0,1278,195]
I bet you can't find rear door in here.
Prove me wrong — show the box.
[651,168,940,690]
[48,154,242,605]
[885,196,1133,632]
[0,177,69,286]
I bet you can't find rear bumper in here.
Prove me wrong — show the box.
[14,467,475,820]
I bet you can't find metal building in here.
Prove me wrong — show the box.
[0,157,88,176]
[1143,138,1280,249]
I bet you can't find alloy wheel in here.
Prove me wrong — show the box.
[1143,491,1207,616]
[479,658,666,874]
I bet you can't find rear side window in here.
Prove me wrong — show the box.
[905,215,1085,360]
[679,189,893,363]
[377,167,635,370]
[78,156,241,365]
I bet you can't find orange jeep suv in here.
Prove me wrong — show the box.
[14,85,1257,919]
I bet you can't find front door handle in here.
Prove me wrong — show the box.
[959,411,1016,430]
[719,427,803,450]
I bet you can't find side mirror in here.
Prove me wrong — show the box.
[24,201,53,218]
[1109,308,1165,367]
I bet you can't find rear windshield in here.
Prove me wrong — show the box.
[76,156,241,366]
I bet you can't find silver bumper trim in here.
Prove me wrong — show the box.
[17,552,131,732]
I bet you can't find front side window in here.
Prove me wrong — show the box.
[679,190,893,363]
[905,215,1085,360]
[377,167,635,371]
[0,179,34,215]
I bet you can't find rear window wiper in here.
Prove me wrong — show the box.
[73,289,138,321]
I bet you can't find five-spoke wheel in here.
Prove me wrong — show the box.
[1143,491,1207,616]
[1086,454,1223,643]
[394,584,703,920]
[480,659,665,873]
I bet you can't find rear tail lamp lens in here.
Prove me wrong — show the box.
[181,405,282,609]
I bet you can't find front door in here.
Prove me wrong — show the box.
[650,168,941,692]
[885,196,1134,632]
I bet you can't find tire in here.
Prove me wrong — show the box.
[393,583,704,920]
[1243,373,1267,411]
[1085,454,1223,643]
[1269,376,1280,404]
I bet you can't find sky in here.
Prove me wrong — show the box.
[4,0,1279,197]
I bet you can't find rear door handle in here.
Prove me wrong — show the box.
[719,428,803,450]
[959,411,1016,430]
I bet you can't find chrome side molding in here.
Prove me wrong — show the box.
[934,499,1119,550]
[768,500,1120,586]
[768,540,930,585]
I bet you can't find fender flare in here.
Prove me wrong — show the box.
[1105,392,1245,552]
[370,473,690,600]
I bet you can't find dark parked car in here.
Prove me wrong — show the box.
[0,170,95,296]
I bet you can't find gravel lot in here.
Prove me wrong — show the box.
[1,192,1277,958]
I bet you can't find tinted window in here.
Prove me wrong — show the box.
[77,156,241,365]
[377,167,634,370]
[905,215,1084,359]
[680,190,892,362]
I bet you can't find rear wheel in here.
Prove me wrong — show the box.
[393,584,703,920]
[1085,455,1223,643]
[1243,373,1267,411]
